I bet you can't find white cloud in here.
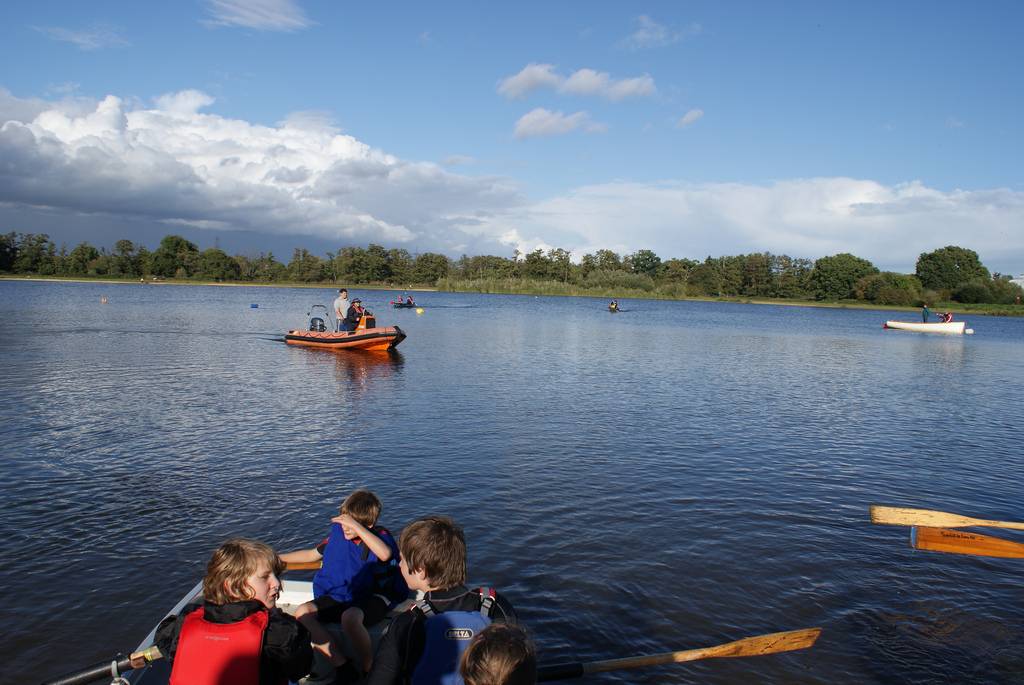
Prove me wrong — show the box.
[474,178,1024,272]
[676,109,704,128]
[513,108,606,139]
[618,15,702,50]
[497,64,562,99]
[203,0,312,32]
[498,64,655,101]
[3,90,1021,273]
[33,24,129,51]
[0,89,522,251]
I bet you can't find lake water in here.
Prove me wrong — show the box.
[3,280,1023,684]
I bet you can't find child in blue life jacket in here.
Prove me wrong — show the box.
[280,489,407,683]
[460,624,537,685]
[366,516,518,685]
[154,538,313,685]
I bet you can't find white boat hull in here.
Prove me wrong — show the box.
[884,320,967,335]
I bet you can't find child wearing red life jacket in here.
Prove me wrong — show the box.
[366,516,518,685]
[154,538,313,685]
[460,624,537,685]
[280,490,407,684]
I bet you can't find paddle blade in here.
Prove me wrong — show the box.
[911,527,1024,559]
[579,628,822,676]
[699,627,822,659]
[870,505,975,528]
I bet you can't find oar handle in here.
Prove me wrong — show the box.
[41,646,162,685]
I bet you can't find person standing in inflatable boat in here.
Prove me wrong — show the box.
[366,516,517,685]
[154,538,313,685]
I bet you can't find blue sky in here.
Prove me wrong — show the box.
[1,0,1021,273]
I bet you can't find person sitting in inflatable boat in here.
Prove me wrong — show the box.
[342,299,365,332]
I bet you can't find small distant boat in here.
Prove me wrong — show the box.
[883,320,972,335]
[286,304,406,351]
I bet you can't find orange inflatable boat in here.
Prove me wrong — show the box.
[286,305,406,352]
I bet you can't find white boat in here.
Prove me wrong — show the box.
[47,579,407,685]
[883,320,973,335]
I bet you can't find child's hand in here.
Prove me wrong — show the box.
[332,513,363,530]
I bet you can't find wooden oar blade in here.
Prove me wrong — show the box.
[577,628,822,676]
[911,527,1024,559]
[870,505,972,528]
[701,627,822,659]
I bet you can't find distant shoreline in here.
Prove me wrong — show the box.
[0,275,437,292]
[1,274,1019,316]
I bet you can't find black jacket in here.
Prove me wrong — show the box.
[154,600,313,685]
[366,585,517,685]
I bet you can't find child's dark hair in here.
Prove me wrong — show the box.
[399,515,466,588]
[203,538,283,605]
[460,624,537,685]
[340,489,381,528]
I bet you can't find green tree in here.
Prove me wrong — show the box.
[854,271,922,305]
[198,248,241,281]
[594,249,623,271]
[387,248,413,284]
[12,233,56,273]
[287,248,324,282]
[522,248,553,280]
[364,244,391,282]
[951,279,991,304]
[630,249,663,278]
[0,232,16,271]
[809,253,878,300]
[915,245,990,292]
[413,252,450,284]
[986,274,1024,305]
[772,255,813,299]
[66,242,100,275]
[151,235,199,277]
[548,248,573,282]
[113,239,137,276]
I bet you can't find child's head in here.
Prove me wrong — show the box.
[460,624,537,685]
[398,515,466,591]
[340,489,382,529]
[203,538,284,608]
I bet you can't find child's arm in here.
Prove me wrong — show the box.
[278,547,323,564]
[332,514,393,561]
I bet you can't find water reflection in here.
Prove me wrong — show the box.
[292,347,405,394]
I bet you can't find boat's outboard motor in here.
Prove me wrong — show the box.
[309,316,327,332]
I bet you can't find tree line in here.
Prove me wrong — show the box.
[1,232,1020,306]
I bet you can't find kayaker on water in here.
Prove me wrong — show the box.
[154,538,313,685]
[460,623,537,685]
[609,300,619,312]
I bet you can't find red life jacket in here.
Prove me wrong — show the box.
[169,605,269,685]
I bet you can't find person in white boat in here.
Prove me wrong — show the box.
[921,304,931,322]
[460,623,537,685]
[154,538,313,685]
[940,311,953,323]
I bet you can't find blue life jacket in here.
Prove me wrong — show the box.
[411,588,497,685]
[313,524,404,604]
